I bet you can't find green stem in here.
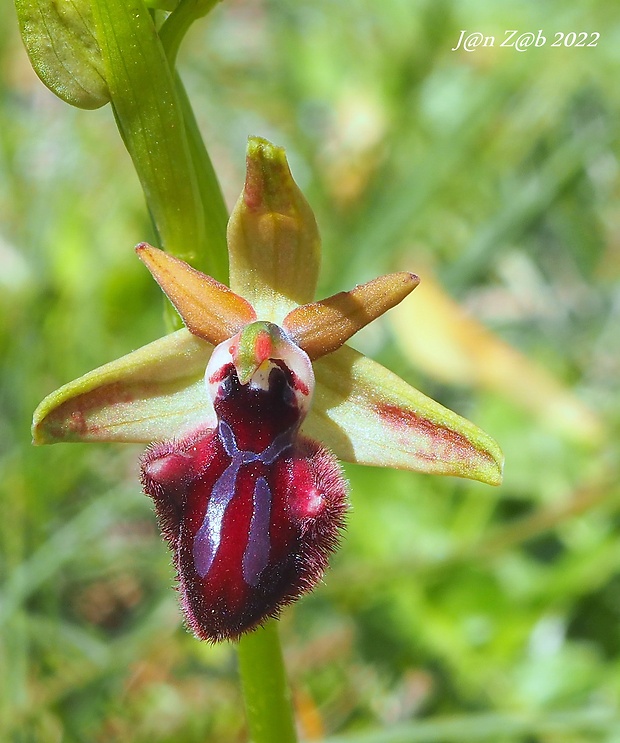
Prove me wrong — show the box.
[237,619,298,743]
[159,0,221,67]
[161,0,229,283]
[90,0,210,271]
[175,74,229,284]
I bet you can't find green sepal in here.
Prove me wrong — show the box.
[15,0,110,109]
[304,345,504,486]
[227,137,321,323]
[33,329,214,445]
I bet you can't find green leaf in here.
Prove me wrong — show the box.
[15,0,110,109]
[174,75,229,283]
[159,0,221,66]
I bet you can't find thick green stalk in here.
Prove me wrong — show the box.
[159,0,221,66]
[90,0,207,269]
[90,0,229,285]
[175,74,229,283]
[238,620,298,743]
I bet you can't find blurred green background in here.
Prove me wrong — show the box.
[2,0,620,741]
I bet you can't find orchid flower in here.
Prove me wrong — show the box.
[33,137,503,643]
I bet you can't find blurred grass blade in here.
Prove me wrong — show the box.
[444,126,612,291]
[0,487,140,625]
[321,707,619,743]
[15,0,110,109]
[389,270,603,445]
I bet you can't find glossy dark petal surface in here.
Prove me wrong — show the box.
[141,363,347,642]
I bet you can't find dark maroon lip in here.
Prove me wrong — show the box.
[141,356,348,642]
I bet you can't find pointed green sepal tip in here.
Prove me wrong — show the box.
[227,136,321,322]
[15,0,110,110]
[32,330,215,445]
[307,346,504,487]
[243,137,295,212]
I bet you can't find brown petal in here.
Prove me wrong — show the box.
[283,272,419,359]
[136,243,256,343]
